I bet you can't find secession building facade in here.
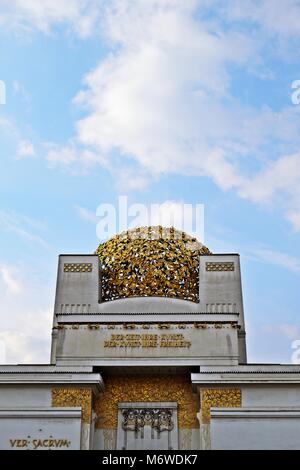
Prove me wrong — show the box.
[0,226,300,450]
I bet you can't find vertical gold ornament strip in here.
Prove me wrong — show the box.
[200,388,241,424]
[52,388,92,424]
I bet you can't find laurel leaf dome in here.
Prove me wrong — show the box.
[96,226,210,302]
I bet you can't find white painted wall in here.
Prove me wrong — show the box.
[0,386,51,407]
[210,408,300,450]
[0,408,81,450]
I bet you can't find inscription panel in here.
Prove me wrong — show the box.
[104,333,191,349]
[0,409,81,450]
[56,323,239,362]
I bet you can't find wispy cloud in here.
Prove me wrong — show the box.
[75,205,98,224]
[0,0,103,38]
[240,152,300,234]
[246,322,300,363]
[208,232,300,275]
[2,1,300,231]
[39,0,300,230]
[263,323,300,341]
[16,140,35,159]
[0,265,22,295]
[0,261,53,364]
[250,247,300,274]
[0,210,48,247]
[222,0,300,39]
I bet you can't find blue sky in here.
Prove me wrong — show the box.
[0,0,300,364]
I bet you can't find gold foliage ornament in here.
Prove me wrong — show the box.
[200,388,241,424]
[52,388,92,423]
[94,375,199,429]
[96,226,210,302]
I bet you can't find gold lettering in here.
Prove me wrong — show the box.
[104,333,191,348]
[10,438,71,449]
[9,439,17,448]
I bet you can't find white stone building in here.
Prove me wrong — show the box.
[0,227,299,450]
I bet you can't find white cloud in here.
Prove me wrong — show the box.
[246,322,300,363]
[0,0,103,37]
[0,308,52,364]
[75,205,98,224]
[3,1,300,230]
[16,140,35,158]
[0,210,48,247]
[251,247,300,274]
[46,142,107,173]
[0,259,53,364]
[2,0,300,41]
[287,212,300,232]
[208,233,300,275]
[74,2,257,180]
[41,0,300,230]
[0,265,22,294]
[239,152,300,231]
[263,324,300,341]
[223,0,300,38]
[47,144,79,166]
[54,1,257,180]
[112,168,152,192]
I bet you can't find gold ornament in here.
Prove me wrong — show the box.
[200,388,241,424]
[96,226,210,302]
[64,263,93,273]
[94,375,199,430]
[52,388,92,423]
[206,262,234,272]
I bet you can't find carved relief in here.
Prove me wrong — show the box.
[52,388,92,424]
[94,375,199,430]
[103,430,116,450]
[121,408,174,434]
[179,429,193,450]
[200,388,241,424]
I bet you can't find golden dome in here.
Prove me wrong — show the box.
[96,226,211,303]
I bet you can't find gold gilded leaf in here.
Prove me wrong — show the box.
[96,226,211,302]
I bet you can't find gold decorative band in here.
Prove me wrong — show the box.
[200,388,241,424]
[64,263,93,273]
[206,262,234,272]
[52,388,92,423]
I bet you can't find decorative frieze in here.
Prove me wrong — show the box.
[56,323,239,332]
[63,263,93,273]
[206,262,234,272]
